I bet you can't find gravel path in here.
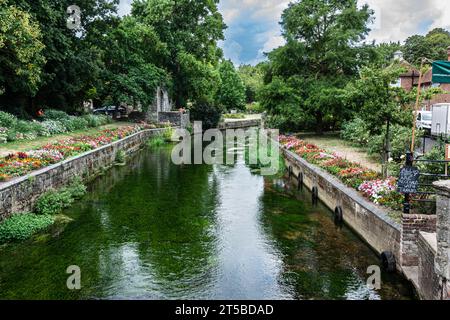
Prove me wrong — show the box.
[297,133,382,173]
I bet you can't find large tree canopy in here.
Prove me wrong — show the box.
[261,0,373,133]
[99,16,169,109]
[216,60,245,111]
[0,0,45,98]
[132,0,226,107]
[404,28,450,66]
[238,64,264,104]
[0,0,228,117]
[0,0,120,113]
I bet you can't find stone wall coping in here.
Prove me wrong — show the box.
[433,180,450,196]
[0,128,167,191]
[281,146,401,231]
[418,231,438,254]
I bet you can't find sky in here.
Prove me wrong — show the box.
[118,0,450,66]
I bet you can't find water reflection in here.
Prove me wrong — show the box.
[0,143,415,300]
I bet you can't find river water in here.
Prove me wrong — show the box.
[0,144,415,300]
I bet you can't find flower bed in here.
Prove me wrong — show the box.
[279,135,403,211]
[0,125,150,182]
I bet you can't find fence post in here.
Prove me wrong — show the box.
[403,152,414,214]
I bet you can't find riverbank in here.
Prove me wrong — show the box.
[0,122,135,157]
[0,126,170,222]
[280,145,402,267]
[0,137,415,300]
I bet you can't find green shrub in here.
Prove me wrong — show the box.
[162,127,175,142]
[418,146,446,175]
[0,111,18,128]
[115,150,126,164]
[367,125,419,161]
[0,127,7,144]
[342,118,420,162]
[82,114,111,128]
[246,102,264,114]
[43,109,70,121]
[147,136,165,148]
[341,118,370,145]
[65,177,87,199]
[35,178,87,215]
[61,116,89,132]
[0,213,54,244]
[41,120,67,135]
[35,189,74,215]
[189,102,222,130]
[15,120,41,135]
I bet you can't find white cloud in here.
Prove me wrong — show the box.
[220,40,244,65]
[118,0,132,17]
[359,0,441,43]
[118,0,450,64]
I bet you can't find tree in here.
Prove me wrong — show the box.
[238,64,264,103]
[2,0,120,113]
[344,64,414,175]
[404,28,450,66]
[216,60,245,111]
[261,0,373,134]
[258,76,309,132]
[132,0,226,107]
[99,16,169,110]
[0,0,45,100]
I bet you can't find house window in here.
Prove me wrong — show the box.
[391,78,401,88]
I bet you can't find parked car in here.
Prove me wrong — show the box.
[431,103,450,138]
[93,106,128,118]
[416,110,432,133]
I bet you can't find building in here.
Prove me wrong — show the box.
[397,46,450,110]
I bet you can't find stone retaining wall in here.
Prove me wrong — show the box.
[418,232,441,300]
[219,119,262,130]
[0,128,165,221]
[281,147,402,266]
[158,111,190,128]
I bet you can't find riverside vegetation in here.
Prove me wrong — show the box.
[280,135,404,220]
[0,177,87,244]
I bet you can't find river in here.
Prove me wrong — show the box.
[0,142,415,300]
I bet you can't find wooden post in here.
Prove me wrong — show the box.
[411,59,425,152]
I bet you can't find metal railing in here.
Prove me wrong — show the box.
[403,151,450,214]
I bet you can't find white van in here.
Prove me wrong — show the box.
[416,111,432,133]
[431,104,450,137]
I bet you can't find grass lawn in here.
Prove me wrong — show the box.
[0,122,135,157]
[297,132,382,173]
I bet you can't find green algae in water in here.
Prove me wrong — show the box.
[0,144,415,300]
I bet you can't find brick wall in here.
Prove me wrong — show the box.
[401,214,437,266]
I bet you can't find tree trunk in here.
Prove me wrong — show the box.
[382,119,391,178]
[316,111,324,135]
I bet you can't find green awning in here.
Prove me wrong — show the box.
[433,61,450,83]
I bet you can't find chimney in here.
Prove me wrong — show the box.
[448,46,450,61]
